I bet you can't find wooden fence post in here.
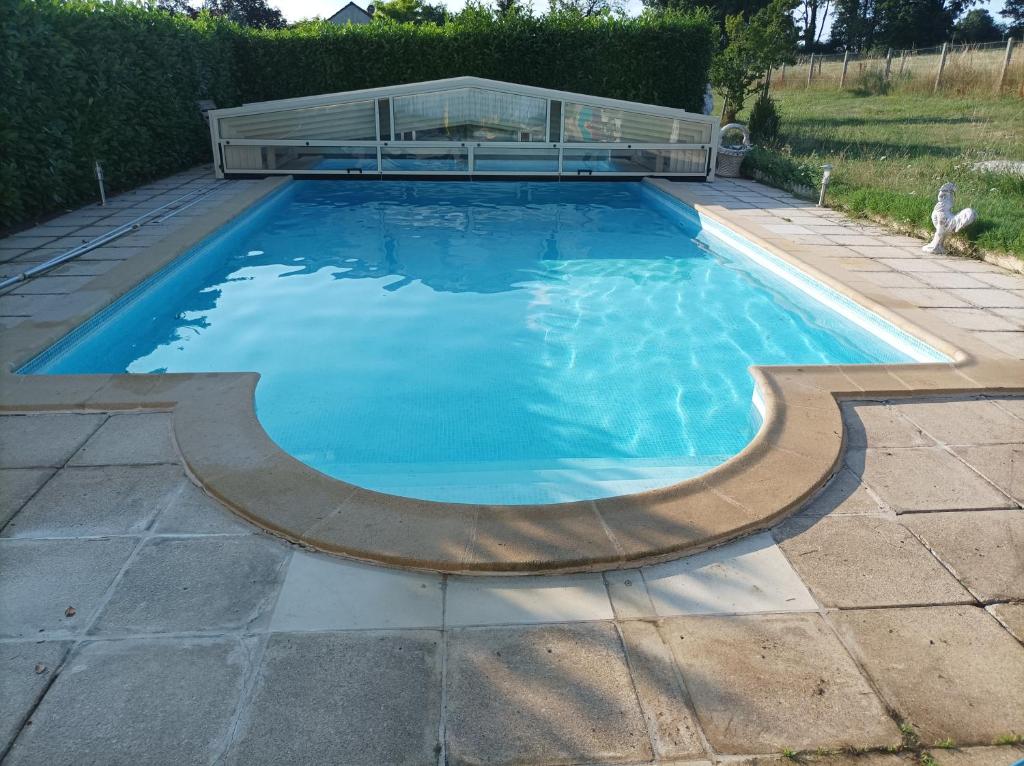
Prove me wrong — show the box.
[884,48,893,80]
[807,53,815,86]
[780,62,786,87]
[997,38,1015,93]
[840,50,850,88]
[934,42,949,93]
[898,49,907,78]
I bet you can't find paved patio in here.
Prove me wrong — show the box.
[1,169,1023,764]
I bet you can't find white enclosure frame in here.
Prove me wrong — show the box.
[208,77,720,180]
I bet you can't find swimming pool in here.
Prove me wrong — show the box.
[21,181,945,504]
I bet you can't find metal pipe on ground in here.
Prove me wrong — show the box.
[0,182,228,293]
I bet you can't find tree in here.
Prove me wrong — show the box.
[494,0,531,15]
[151,0,198,17]
[711,0,798,122]
[640,0,773,21]
[830,0,874,50]
[550,0,620,16]
[797,0,832,48]
[372,0,448,23]
[830,0,980,51]
[203,0,285,28]
[1002,0,1024,36]
[953,8,1005,41]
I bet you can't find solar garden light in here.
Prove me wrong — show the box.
[818,164,832,207]
[95,161,107,207]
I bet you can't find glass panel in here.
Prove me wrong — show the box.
[562,102,711,144]
[561,148,616,172]
[219,100,376,141]
[381,146,468,172]
[561,148,707,174]
[377,99,392,141]
[223,145,377,172]
[392,88,546,142]
[472,147,559,173]
[548,101,561,142]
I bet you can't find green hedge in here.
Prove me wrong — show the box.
[0,1,239,228]
[0,1,716,229]
[233,11,715,109]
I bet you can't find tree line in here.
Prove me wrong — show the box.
[152,0,1023,51]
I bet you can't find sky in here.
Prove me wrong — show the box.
[273,0,1003,27]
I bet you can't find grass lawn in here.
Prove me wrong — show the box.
[741,90,1024,261]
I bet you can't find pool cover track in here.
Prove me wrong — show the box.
[2,175,1023,574]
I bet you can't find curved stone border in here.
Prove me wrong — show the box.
[2,359,1021,574]
[2,176,1023,573]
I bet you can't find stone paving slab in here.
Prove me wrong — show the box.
[0,640,71,752]
[50,259,125,277]
[604,568,656,619]
[774,516,973,608]
[949,444,1024,503]
[90,535,288,635]
[894,398,1024,445]
[68,412,177,466]
[3,637,248,766]
[843,403,934,448]
[901,510,1024,603]
[993,397,1024,420]
[149,479,258,535]
[2,464,185,538]
[988,603,1024,644]
[925,307,1020,331]
[10,275,95,295]
[618,620,705,760]
[0,538,137,638]
[446,622,651,765]
[0,467,53,528]
[992,307,1024,328]
[642,533,817,617]
[847,447,1015,513]
[226,630,442,766]
[831,605,1024,745]
[948,288,1024,309]
[659,613,901,754]
[932,747,1024,765]
[0,413,105,468]
[719,751,1022,766]
[976,330,1024,356]
[445,572,614,627]
[795,466,886,517]
[270,550,443,632]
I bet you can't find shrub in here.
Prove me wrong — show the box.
[741,145,819,197]
[1,2,717,229]
[747,93,781,145]
[850,68,892,96]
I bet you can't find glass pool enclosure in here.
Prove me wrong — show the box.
[209,77,721,180]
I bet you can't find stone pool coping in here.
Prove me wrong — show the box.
[2,176,1022,574]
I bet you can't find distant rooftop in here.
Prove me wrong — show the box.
[327,2,373,25]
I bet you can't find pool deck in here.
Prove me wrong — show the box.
[1,167,1023,762]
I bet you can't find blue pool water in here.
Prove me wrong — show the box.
[22,182,943,504]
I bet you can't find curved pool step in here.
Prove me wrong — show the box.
[322,457,727,505]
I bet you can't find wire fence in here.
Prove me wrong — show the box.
[769,38,1023,97]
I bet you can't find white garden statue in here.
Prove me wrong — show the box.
[922,182,976,254]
